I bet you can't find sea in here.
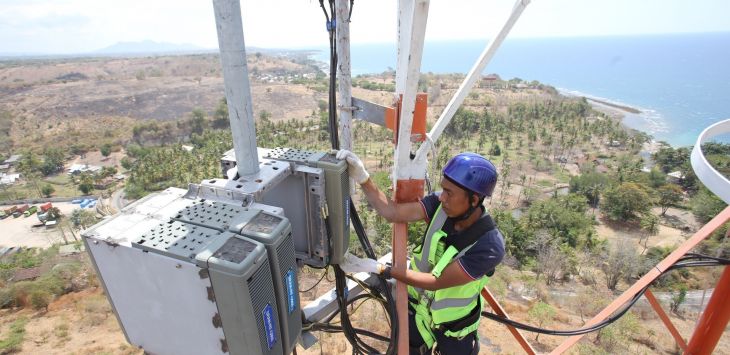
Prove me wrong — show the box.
[312,32,730,147]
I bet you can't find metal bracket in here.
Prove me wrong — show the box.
[351,97,388,127]
[212,313,222,328]
[351,95,427,143]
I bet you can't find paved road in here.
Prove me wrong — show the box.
[111,188,128,213]
[546,288,714,311]
[652,288,714,310]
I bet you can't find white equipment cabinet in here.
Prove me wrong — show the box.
[83,188,295,355]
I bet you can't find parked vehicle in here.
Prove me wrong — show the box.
[0,211,6,219]
[13,204,29,218]
[23,205,38,217]
[4,206,17,215]
[40,202,53,213]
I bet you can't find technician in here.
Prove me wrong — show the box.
[337,150,505,355]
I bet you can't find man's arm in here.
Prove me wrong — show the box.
[360,178,425,223]
[337,149,425,223]
[389,261,473,291]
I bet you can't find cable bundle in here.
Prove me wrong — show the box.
[313,1,399,353]
[481,253,730,335]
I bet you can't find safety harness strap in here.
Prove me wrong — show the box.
[431,246,458,278]
[443,213,495,251]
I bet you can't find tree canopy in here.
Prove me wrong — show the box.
[601,182,653,221]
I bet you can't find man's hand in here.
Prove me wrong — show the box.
[339,252,385,274]
[336,149,370,184]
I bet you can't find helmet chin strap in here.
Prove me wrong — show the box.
[456,193,484,221]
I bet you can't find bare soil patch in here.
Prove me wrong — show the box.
[0,54,324,151]
[0,202,81,248]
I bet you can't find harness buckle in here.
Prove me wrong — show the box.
[420,294,432,308]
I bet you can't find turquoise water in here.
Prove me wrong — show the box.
[313,33,730,147]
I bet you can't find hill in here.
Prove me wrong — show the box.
[0,51,324,153]
[94,40,207,55]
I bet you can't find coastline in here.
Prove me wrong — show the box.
[585,97,641,114]
[581,95,663,157]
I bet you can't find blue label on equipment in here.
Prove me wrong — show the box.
[263,304,277,349]
[345,197,350,228]
[285,269,298,313]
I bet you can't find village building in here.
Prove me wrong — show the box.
[94,176,117,190]
[67,163,102,175]
[0,173,20,185]
[2,154,21,166]
[667,171,685,184]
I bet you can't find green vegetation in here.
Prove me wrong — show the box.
[0,247,86,311]
[570,171,610,208]
[76,172,94,195]
[0,110,13,155]
[527,301,555,342]
[594,311,641,353]
[0,317,28,353]
[69,209,99,229]
[0,247,58,270]
[125,130,233,198]
[601,182,653,221]
[211,98,229,129]
[100,143,112,157]
[41,184,55,197]
[352,79,395,92]
[692,186,728,223]
[657,184,683,215]
[670,285,688,314]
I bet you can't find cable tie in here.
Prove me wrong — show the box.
[326,19,336,32]
[338,104,357,112]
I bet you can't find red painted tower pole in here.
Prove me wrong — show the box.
[686,266,730,354]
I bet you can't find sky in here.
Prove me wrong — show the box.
[1,0,729,54]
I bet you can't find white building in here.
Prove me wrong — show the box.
[0,173,20,185]
[667,171,685,183]
[67,164,102,175]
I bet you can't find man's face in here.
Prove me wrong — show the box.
[438,177,473,218]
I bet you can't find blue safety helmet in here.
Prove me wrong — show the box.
[442,152,498,197]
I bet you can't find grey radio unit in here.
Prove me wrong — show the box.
[172,199,301,355]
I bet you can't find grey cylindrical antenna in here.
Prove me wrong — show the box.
[213,0,259,176]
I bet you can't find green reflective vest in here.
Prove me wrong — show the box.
[408,205,490,348]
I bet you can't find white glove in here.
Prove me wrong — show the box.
[336,149,370,184]
[339,252,384,274]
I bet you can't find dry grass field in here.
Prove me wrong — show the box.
[0,53,326,152]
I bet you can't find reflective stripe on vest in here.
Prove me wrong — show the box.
[430,294,480,311]
[414,207,448,272]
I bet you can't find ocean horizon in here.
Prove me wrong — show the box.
[312,32,730,147]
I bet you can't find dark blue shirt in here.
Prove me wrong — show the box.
[420,192,505,279]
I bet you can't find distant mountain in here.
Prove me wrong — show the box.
[0,42,318,61]
[94,40,210,54]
